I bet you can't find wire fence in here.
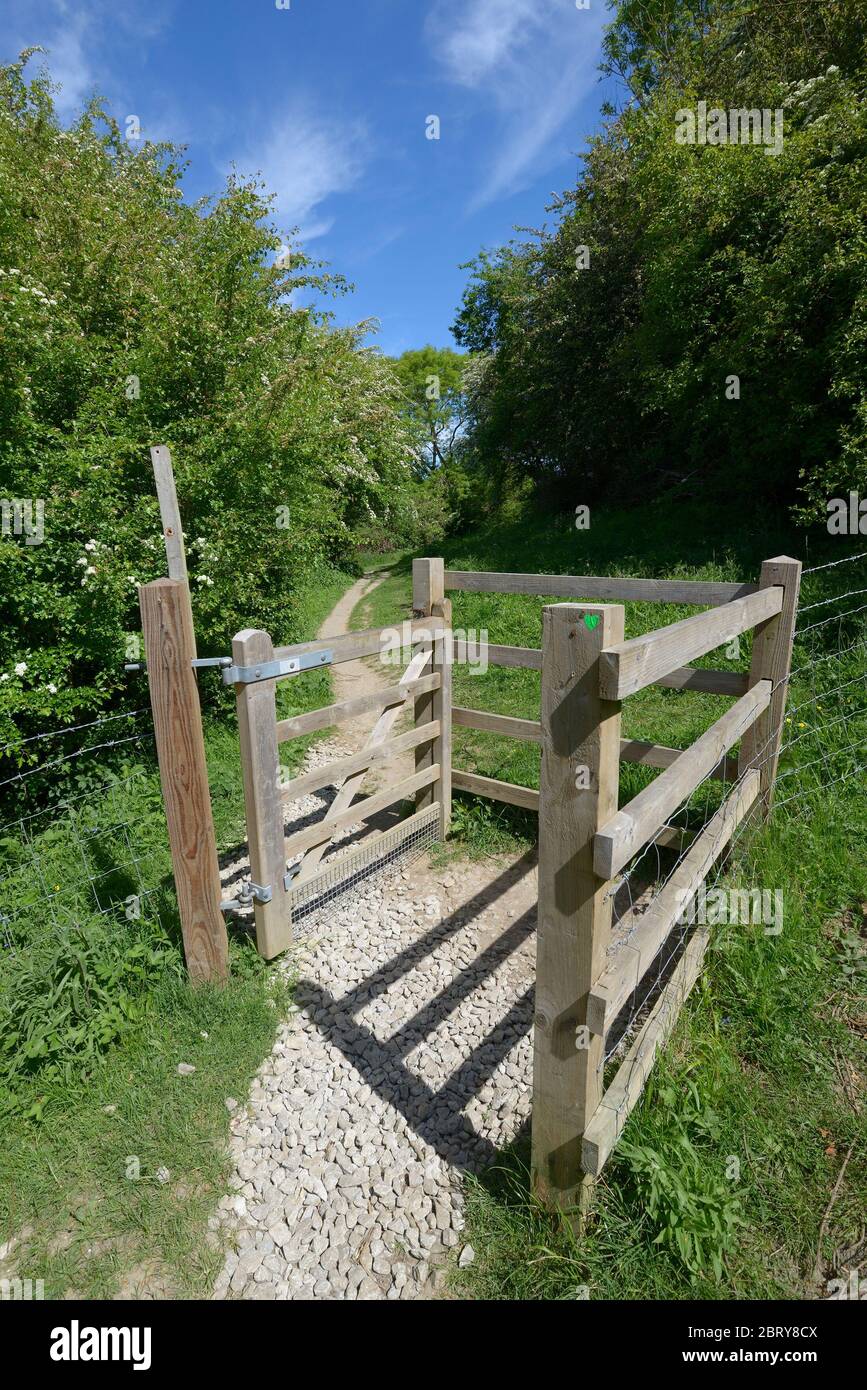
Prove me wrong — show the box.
[603,548,867,1067]
[0,708,173,957]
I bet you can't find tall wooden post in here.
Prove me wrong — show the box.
[139,580,228,984]
[150,444,196,657]
[738,556,802,810]
[412,557,452,837]
[232,628,292,959]
[532,602,624,1217]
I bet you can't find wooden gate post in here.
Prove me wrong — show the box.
[738,556,802,810]
[232,628,292,960]
[412,557,452,837]
[531,602,624,1217]
[139,579,229,984]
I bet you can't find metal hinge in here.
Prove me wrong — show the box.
[221,649,333,686]
[220,880,274,913]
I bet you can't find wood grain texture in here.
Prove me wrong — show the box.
[619,737,737,780]
[445,570,756,607]
[587,770,760,1035]
[594,681,771,879]
[283,764,439,862]
[412,560,451,833]
[140,580,228,983]
[295,646,433,882]
[738,557,802,810]
[281,722,439,802]
[452,707,543,742]
[276,673,440,741]
[599,586,783,700]
[451,769,540,810]
[232,627,292,959]
[273,615,443,668]
[452,638,542,670]
[581,924,712,1177]
[654,666,749,696]
[150,446,189,583]
[531,602,624,1216]
[150,444,196,659]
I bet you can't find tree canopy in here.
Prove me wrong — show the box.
[452,0,866,519]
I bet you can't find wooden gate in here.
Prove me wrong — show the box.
[230,560,452,959]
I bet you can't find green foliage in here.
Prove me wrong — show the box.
[452,0,867,519]
[389,344,469,476]
[0,51,417,752]
[617,1080,746,1281]
[0,925,180,1117]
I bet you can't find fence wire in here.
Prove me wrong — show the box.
[602,568,867,1070]
[0,710,171,954]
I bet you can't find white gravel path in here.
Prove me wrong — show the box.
[212,730,538,1301]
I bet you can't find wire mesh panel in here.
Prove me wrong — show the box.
[286,804,441,931]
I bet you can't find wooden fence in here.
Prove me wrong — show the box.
[442,556,801,1215]
[140,541,800,1216]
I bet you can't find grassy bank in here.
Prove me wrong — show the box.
[353,504,867,1298]
[0,564,357,1298]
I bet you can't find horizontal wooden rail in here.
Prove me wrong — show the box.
[594,681,771,879]
[284,764,440,862]
[587,770,760,1035]
[581,924,712,1177]
[445,570,757,607]
[281,723,439,802]
[452,768,540,811]
[598,587,782,700]
[620,737,737,780]
[654,667,750,696]
[452,706,543,741]
[274,616,443,668]
[276,672,440,741]
[452,639,542,670]
[454,651,747,697]
[451,712,737,782]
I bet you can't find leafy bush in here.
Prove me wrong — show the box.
[618,1079,745,1280]
[0,51,419,756]
[452,1,867,519]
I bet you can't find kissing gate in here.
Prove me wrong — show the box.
[140,552,800,1216]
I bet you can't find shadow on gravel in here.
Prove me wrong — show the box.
[293,851,538,1174]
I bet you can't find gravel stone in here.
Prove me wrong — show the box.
[211,728,535,1301]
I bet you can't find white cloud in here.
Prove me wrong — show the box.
[426,0,606,208]
[233,108,368,242]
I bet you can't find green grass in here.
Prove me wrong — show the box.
[355,501,867,1298]
[0,562,356,1298]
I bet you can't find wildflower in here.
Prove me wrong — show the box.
[84,539,98,552]
[14,662,27,676]
[85,565,96,576]
[0,673,8,683]
[47,683,58,694]
[797,721,806,728]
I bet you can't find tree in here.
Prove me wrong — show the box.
[390,346,469,476]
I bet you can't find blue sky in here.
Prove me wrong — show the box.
[4,0,620,355]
